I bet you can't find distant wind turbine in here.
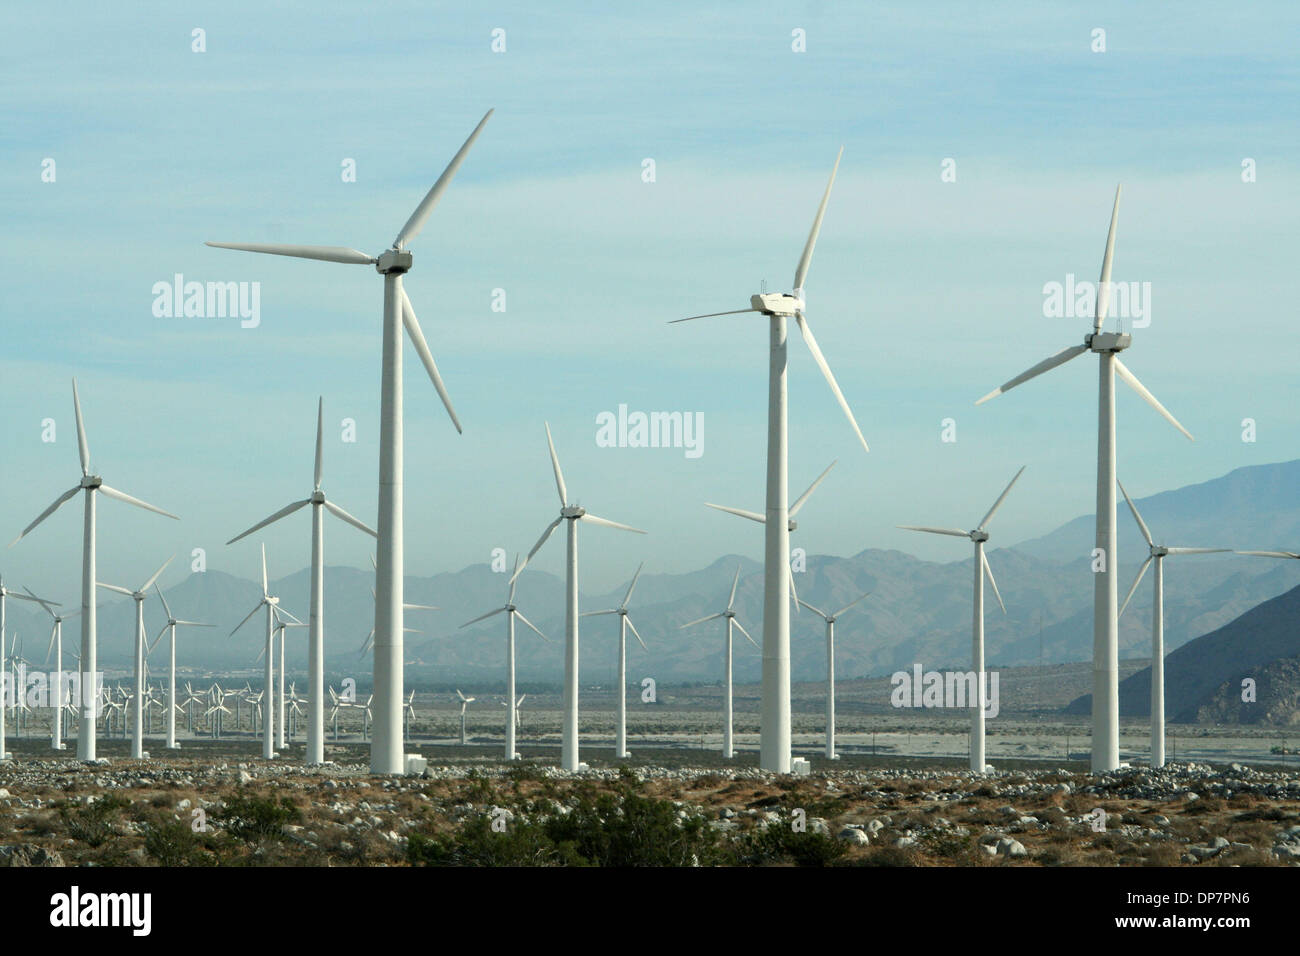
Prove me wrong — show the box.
[510,423,647,771]
[679,564,758,759]
[231,545,301,759]
[974,187,1194,773]
[148,585,213,749]
[898,466,1024,772]
[582,563,648,758]
[675,150,868,772]
[0,579,55,760]
[99,557,173,759]
[26,591,78,751]
[227,397,376,765]
[455,689,476,745]
[796,590,870,760]
[9,381,179,760]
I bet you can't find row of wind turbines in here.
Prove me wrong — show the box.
[6,110,1291,776]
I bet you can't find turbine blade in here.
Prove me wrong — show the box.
[797,597,829,620]
[626,616,648,651]
[795,311,868,452]
[727,564,741,610]
[403,602,437,611]
[733,618,759,648]
[510,517,563,584]
[261,543,268,594]
[1236,550,1300,559]
[975,345,1088,405]
[1116,479,1154,547]
[204,242,375,265]
[1164,547,1230,556]
[580,514,647,534]
[543,422,568,506]
[230,603,261,637]
[622,562,644,609]
[324,500,378,538]
[140,555,174,593]
[788,569,799,612]
[401,289,463,434]
[227,500,311,545]
[99,485,179,520]
[45,623,57,665]
[1113,358,1194,441]
[154,583,173,623]
[978,465,1026,531]
[579,609,617,618]
[680,612,723,630]
[508,553,520,604]
[1119,556,1153,618]
[314,397,324,489]
[897,525,969,538]
[670,308,759,324]
[72,379,90,475]
[792,146,843,293]
[513,610,550,643]
[10,486,81,546]
[1094,184,1122,333]
[147,626,168,656]
[789,460,837,518]
[831,591,871,620]
[705,503,766,525]
[982,552,1006,614]
[393,108,493,249]
[96,583,134,596]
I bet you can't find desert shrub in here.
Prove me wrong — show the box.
[61,794,131,848]
[849,845,920,867]
[545,788,721,866]
[142,816,216,866]
[215,792,302,843]
[408,814,558,867]
[732,824,847,867]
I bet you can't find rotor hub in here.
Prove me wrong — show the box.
[375,249,413,275]
[81,475,102,489]
[1152,546,1168,557]
[311,491,326,504]
[562,505,586,519]
[970,530,989,543]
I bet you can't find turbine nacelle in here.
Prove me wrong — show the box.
[80,475,102,489]
[375,249,413,275]
[1086,331,1131,353]
[970,529,989,543]
[561,505,586,520]
[310,490,327,505]
[750,292,803,316]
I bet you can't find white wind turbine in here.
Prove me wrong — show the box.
[1116,480,1228,768]
[207,111,492,774]
[226,398,377,765]
[974,186,1194,772]
[0,579,56,760]
[795,590,870,761]
[675,150,868,772]
[98,557,173,760]
[581,563,648,758]
[147,585,212,749]
[460,554,548,760]
[9,381,179,760]
[679,565,759,759]
[502,694,526,734]
[898,466,1024,772]
[255,611,306,751]
[231,545,302,759]
[455,690,475,745]
[510,423,647,771]
[28,591,79,751]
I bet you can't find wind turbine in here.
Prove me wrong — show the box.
[675,150,868,772]
[0,579,55,760]
[231,545,301,759]
[898,466,1024,773]
[581,563,648,758]
[795,590,870,761]
[9,380,179,760]
[207,110,493,774]
[974,186,1194,772]
[510,423,646,771]
[679,564,759,759]
[460,554,548,760]
[147,585,212,749]
[227,397,377,765]
[1116,480,1228,768]
[501,694,526,734]
[454,690,475,745]
[28,591,79,751]
[98,557,173,760]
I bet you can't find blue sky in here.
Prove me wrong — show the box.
[1,1,1297,601]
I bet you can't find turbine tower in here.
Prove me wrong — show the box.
[98,557,173,760]
[227,397,376,765]
[0,579,55,760]
[581,563,648,758]
[10,381,179,761]
[679,565,758,759]
[460,554,548,760]
[148,585,212,749]
[27,591,78,751]
[454,690,475,745]
[898,466,1024,772]
[206,110,493,774]
[795,590,870,760]
[675,150,868,772]
[974,187,1194,772]
[511,423,646,771]
[1116,480,1227,768]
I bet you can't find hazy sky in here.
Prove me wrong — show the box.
[1,2,1296,602]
